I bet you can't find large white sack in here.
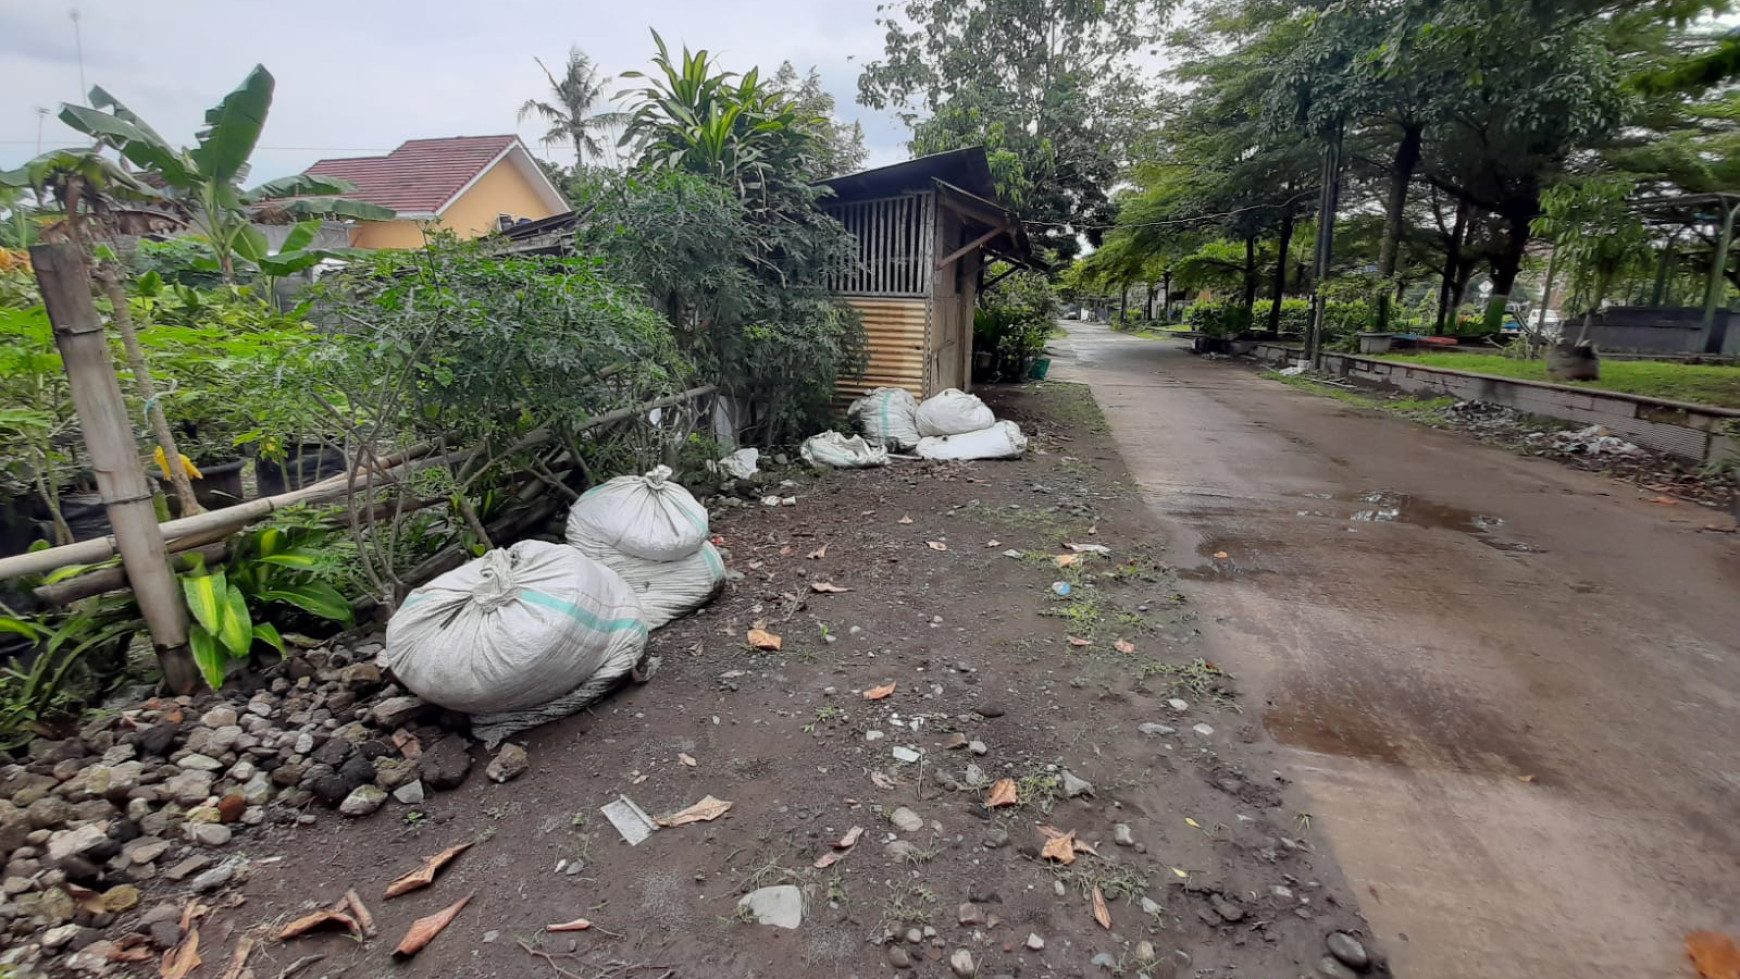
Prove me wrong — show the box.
[589,541,726,630]
[915,420,1029,461]
[848,387,921,450]
[384,540,647,716]
[916,388,996,437]
[565,465,708,562]
[801,431,889,469]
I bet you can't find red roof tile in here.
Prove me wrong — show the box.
[305,135,519,214]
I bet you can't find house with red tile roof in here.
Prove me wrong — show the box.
[305,135,568,249]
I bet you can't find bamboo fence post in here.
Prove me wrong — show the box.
[31,242,198,693]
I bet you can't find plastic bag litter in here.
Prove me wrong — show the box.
[565,465,708,562]
[848,387,922,449]
[384,540,648,736]
[801,431,889,469]
[915,420,1028,461]
[716,448,760,480]
[916,388,996,437]
[588,541,727,631]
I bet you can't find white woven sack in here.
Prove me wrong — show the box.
[847,387,921,450]
[589,541,726,630]
[916,388,996,437]
[384,540,647,716]
[565,465,708,562]
[801,431,889,469]
[915,420,1028,461]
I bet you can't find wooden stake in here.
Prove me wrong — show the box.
[31,242,197,692]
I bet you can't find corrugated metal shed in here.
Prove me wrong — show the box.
[839,297,929,403]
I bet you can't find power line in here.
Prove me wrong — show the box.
[1020,191,1319,232]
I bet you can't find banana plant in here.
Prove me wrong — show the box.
[180,526,354,689]
[57,65,395,282]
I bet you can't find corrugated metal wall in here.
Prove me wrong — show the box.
[838,297,930,403]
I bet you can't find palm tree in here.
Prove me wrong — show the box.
[519,48,626,165]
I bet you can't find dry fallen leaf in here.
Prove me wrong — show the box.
[278,910,362,941]
[1041,832,1078,865]
[1171,867,1189,878]
[813,852,840,869]
[778,545,793,557]
[870,771,901,790]
[1053,554,1078,568]
[1092,886,1111,929]
[1650,496,1681,505]
[836,826,864,849]
[747,628,782,651]
[657,795,733,827]
[679,753,697,767]
[177,900,209,932]
[161,930,201,979]
[545,917,592,933]
[811,581,850,593]
[926,540,949,551]
[864,682,896,700]
[1213,551,1229,559]
[219,936,255,979]
[1073,838,1100,856]
[898,515,914,524]
[1517,774,1536,783]
[384,841,474,899]
[808,544,829,559]
[986,779,1019,808]
[1687,931,1740,979]
[1113,639,1136,654]
[342,890,377,938]
[1067,636,1093,647]
[1184,817,1200,828]
[393,894,472,959]
[107,946,154,964]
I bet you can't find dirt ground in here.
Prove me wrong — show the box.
[152,384,1381,979]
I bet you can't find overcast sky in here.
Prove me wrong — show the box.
[0,0,913,183]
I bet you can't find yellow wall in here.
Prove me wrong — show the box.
[348,157,561,249]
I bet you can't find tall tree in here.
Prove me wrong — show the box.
[771,63,868,179]
[857,0,1171,260]
[520,47,627,166]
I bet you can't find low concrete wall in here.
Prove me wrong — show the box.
[1317,354,1739,463]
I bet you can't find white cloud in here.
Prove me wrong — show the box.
[0,0,912,183]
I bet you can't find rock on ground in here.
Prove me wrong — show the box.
[738,884,804,929]
[486,744,529,783]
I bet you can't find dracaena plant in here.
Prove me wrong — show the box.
[56,64,396,281]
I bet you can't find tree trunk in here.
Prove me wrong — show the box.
[99,269,202,517]
[1241,236,1259,323]
[1145,281,1156,320]
[1162,271,1173,321]
[1376,123,1423,332]
[1485,209,1533,332]
[31,243,198,694]
[1119,285,1127,326]
[1267,210,1295,335]
[1435,199,1470,334]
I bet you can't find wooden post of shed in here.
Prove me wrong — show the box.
[31,243,198,693]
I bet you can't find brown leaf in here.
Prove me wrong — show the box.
[161,930,201,979]
[1113,639,1136,654]
[811,581,850,593]
[678,753,697,767]
[1073,838,1100,856]
[1213,551,1229,559]
[108,946,155,964]
[813,852,840,869]
[864,682,896,700]
[1091,886,1111,929]
[393,894,472,959]
[1035,824,1068,840]
[836,826,864,849]
[779,545,794,557]
[657,795,733,827]
[985,779,1018,808]
[807,544,828,559]
[1516,774,1535,783]
[68,883,105,915]
[1053,554,1078,568]
[870,771,901,790]
[342,890,377,938]
[220,936,255,979]
[747,628,782,651]
[545,917,593,933]
[898,515,914,524]
[277,910,362,941]
[1689,932,1740,979]
[1067,636,1093,647]
[926,540,949,551]
[384,841,474,899]
[1041,832,1077,865]
[1650,496,1681,505]
[177,900,210,932]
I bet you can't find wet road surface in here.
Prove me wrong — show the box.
[1052,322,1740,978]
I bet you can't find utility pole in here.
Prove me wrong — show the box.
[30,242,198,693]
[70,10,88,102]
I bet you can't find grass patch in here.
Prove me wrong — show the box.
[1016,770,1065,814]
[1026,380,1110,434]
[962,502,1093,543]
[1373,351,1740,409]
[1263,371,1457,423]
[1136,657,1239,711]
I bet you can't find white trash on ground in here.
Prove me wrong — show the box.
[565,464,709,562]
[915,420,1029,461]
[848,387,922,449]
[916,388,996,437]
[801,431,889,468]
[591,541,726,630]
[715,447,760,480]
[384,540,648,745]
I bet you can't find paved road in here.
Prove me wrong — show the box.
[1052,322,1740,978]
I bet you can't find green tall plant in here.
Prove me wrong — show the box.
[56,65,395,282]
[1531,177,1648,342]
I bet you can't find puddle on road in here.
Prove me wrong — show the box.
[1290,491,1537,552]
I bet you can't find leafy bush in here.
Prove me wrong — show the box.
[1184,300,1253,337]
[975,269,1058,367]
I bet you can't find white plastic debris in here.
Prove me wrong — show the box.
[716,447,760,480]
